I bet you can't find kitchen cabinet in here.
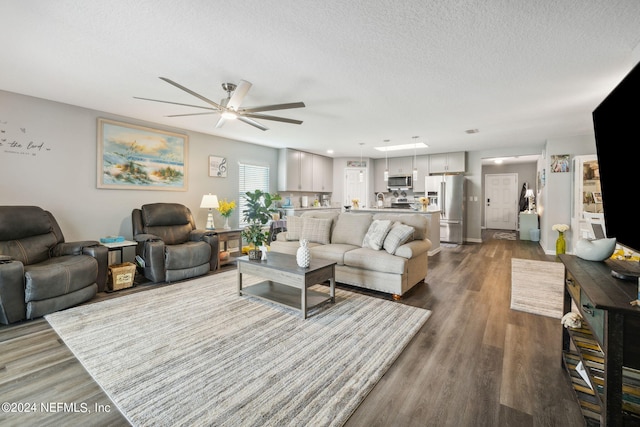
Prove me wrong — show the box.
[278,148,313,192]
[278,148,332,193]
[312,154,333,192]
[412,155,429,192]
[373,158,388,193]
[388,157,414,175]
[429,151,466,173]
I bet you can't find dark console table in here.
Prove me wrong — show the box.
[560,254,640,426]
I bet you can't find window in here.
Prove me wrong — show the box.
[238,163,270,227]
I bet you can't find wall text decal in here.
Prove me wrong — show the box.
[0,119,52,157]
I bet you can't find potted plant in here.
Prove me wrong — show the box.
[241,190,281,260]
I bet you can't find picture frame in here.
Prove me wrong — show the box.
[97,118,188,191]
[592,192,602,203]
[347,160,367,167]
[550,154,570,173]
[208,156,228,177]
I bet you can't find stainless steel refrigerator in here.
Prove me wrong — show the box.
[425,175,465,243]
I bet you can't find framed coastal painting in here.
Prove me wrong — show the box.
[97,118,188,191]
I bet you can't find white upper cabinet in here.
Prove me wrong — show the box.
[278,148,332,192]
[388,157,414,175]
[429,152,466,174]
[412,155,429,192]
[373,158,388,193]
[312,154,333,192]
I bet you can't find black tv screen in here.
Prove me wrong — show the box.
[592,61,640,257]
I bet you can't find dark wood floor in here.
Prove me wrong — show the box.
[0,230,585,427]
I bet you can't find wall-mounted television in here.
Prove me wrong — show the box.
[592,60,640,279]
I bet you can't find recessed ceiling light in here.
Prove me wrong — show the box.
[494,159,503,164]
[374,142,429,152]
[465,129,479,134]
[327,149,334,154]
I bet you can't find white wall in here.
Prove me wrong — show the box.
[538,134,597,254]
[0,90,279,243]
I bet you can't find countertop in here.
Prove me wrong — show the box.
[354,208,441,214]
[289,207,441,214]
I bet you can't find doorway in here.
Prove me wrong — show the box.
[484,173,518,230]
[344,168,368,208]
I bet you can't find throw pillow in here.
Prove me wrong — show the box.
[362,219,393,250]
[383,222,415,254]
[285,216,303,241]
[300,217,333,244]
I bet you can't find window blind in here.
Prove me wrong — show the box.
[238,163,270,227]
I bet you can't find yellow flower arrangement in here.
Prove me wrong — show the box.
[351,198,359,209]
[217,199,236,218]
[419,196,428,207]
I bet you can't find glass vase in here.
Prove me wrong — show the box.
[556,231,566,258]
[223,217,230,230]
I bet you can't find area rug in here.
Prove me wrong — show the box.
[493,231,516,240]
[45,270,431,427]
[510,258,565,319]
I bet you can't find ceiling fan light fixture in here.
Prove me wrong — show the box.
[221,110,238,120]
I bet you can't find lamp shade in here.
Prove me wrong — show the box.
[524,189,534,198]
[200,194,219,209]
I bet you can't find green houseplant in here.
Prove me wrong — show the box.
[241,190,281,259]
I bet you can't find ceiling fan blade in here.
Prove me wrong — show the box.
[165,112,218,118]
[242,112,303,125]
[133,97,218,111]
[240,102,305,113]
[237,116,268,131]
[159,77,222,109]
[227,80,252,110]
[215,117,226,128]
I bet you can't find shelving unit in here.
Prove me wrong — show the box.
[560,255,640,426]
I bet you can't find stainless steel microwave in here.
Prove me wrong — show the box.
[387,175,412,189]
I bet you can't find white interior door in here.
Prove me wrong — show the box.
[344,168,368,208]
[485,173,518,230]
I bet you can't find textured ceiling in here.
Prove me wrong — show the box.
[1,1,639,159]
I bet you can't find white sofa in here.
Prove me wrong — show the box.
[270,211,432,298]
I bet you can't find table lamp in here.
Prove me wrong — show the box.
[200,194,219,229]
[525,189,535,213]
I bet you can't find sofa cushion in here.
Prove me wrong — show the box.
[373,213,428,240]
[362,219,392,250]
[331,213,372,246]
[301,211,340,236]
[270,240,323,256]
[301,217,332,244]
[383,222,415,254]
[285,216,303,240]
[310,244,359,266]
[343,247,407,274]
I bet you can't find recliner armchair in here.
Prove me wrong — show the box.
[0,206,108,324]
[132,203,219,283]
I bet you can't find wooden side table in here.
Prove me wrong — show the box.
[214,229,243,270]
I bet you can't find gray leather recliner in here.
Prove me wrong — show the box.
[132,203,219,283]
[0,206,108,324]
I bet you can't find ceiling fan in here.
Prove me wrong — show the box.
[134,77,305,131]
